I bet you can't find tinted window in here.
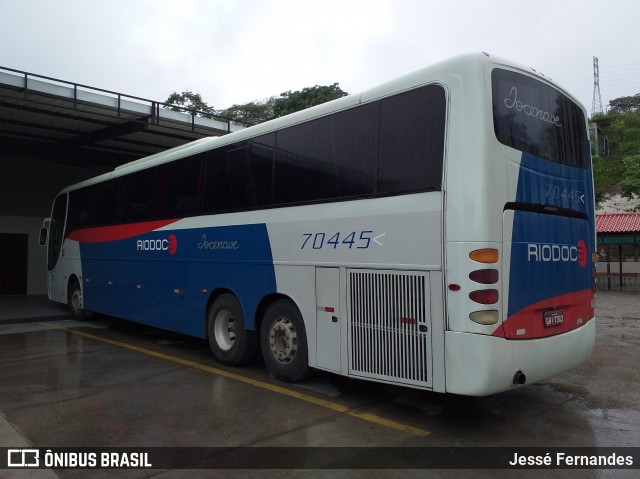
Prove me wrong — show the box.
[330,102,379,197]
[204,149,234,213]
[378,85,446,193]
[272,84,445,206]
[62,84,447,223]
[274,118,338,204]
[492,69,589,168]
[118,168,156,222]
[226,134,274,209]
[67,180,117,233]
[157,155,205,217]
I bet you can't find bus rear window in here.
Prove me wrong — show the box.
[492,69,589,168]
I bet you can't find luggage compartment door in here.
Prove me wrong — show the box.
[316,267,341,372]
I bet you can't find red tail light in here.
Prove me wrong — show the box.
[469,269,499,284]
[469,289,499,304]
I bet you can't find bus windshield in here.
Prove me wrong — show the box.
[492,69,589,169]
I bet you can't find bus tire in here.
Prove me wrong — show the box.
[68,280,87,321]
[207,294,258,366]
[260,299,311,382]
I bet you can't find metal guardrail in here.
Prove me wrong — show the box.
[0,65,242,133]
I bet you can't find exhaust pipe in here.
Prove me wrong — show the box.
[513,371,526,385]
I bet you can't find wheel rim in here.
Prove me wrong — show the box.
[214,309,236,351]
[268,316,297,364]
[71,288,82,314]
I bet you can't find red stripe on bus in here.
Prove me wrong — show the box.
[66,219,180,243]
[492,289,593,339]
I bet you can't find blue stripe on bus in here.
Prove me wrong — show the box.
[515,153,593,215]
[79,223,276,337]
[508,153,595,317]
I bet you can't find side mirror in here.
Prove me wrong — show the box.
[39,228,48,246]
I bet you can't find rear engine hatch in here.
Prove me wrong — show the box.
[500,209,594,339]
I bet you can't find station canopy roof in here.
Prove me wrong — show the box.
[0,66,242,169]
[596,213,640,234]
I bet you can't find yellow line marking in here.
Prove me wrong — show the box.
[42,322,430,437]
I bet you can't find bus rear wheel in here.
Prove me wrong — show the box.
[68,280,87,321]
[260,299,311,382]
[207,294,258,366]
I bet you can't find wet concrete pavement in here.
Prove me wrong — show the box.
[0,291,638,478]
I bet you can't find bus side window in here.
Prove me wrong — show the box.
[274,118,337,205]
[378,85,446,193]
[224,134,274,210]
[330,101,378,197]
[118,168,156,223]
[204,149,233,213]
[66,181,117,235]
[156,154,205,217]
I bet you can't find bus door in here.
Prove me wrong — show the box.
[45,193,68,302]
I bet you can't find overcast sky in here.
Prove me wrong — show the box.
[1,0,639,116]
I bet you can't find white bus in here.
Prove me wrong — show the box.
[41,53,596,396]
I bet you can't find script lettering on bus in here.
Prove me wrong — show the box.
[197,234,239,251]
[504,86,563,127]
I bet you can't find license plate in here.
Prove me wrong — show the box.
[544,310,564,327]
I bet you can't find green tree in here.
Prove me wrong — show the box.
[608,94,640,114]
[163,83,348,126]
[606,110,640,155]
[620,155,640,209]
[590,111,609,122]
[217,98,276,126]
[164,90,217,118]
[273,83,348,118]
[215,83,349,126]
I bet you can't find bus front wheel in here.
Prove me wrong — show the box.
[260,299,311,382]
[207,294,258,366]
[68,280,87,321]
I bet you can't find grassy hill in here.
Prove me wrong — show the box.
[591,109,640,211]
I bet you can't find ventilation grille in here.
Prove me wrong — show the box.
[348,270,430,386]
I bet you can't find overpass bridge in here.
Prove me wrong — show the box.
[0,66,240,295]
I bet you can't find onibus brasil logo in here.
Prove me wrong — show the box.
[136,234,177,255]
[527,240,587,267]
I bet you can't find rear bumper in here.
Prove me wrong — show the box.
[444,318,595,396]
